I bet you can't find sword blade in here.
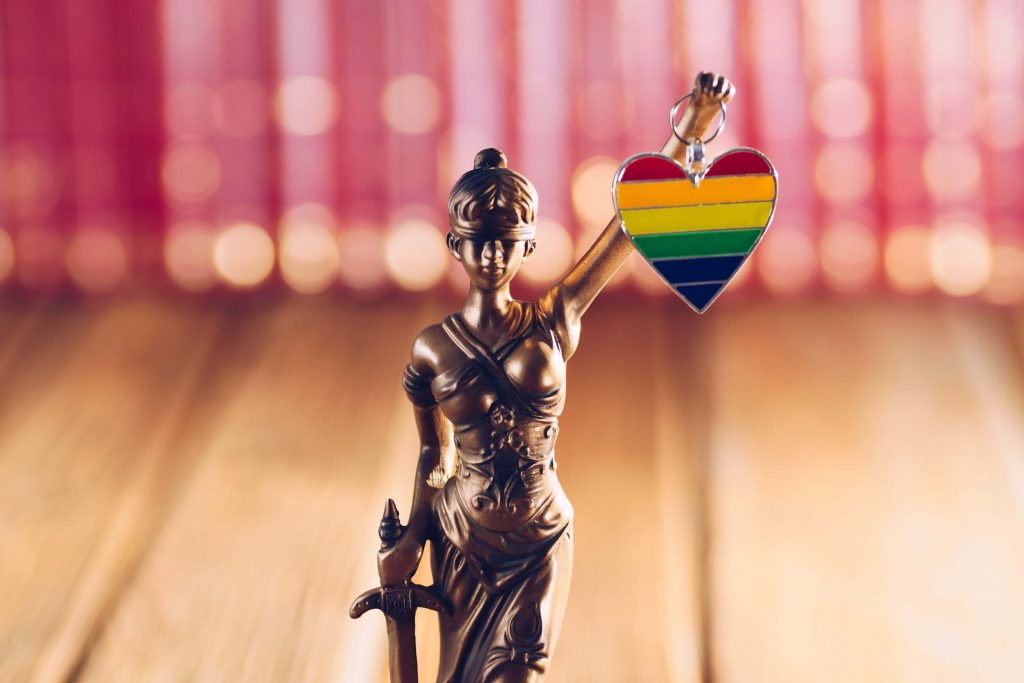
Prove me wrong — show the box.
[385,613,418,683]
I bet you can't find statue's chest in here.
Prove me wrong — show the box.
[435,334,566,426]
[502,336,565,396]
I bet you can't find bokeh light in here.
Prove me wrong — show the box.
[922,138,980,201]
[820,220,878,293]
[162,143,221,204]
[810,78,873,138]
[275,76,340,136]
[814,142,873,205]
[0,1,1021,308]
[519,219,573,285]
[66,229,128,292]
[884,225,932,294]
[213,222,276,288]
[215,79,269,138]
[0,228,14,284]
[164,221,218,292]
[281,202,335,231]
[571,157,618,229]
[982,243,1024,305]
[759,229,817,294]
[381,74,442,135]
[924,81,978,138]
[929,220,992,297]
[384,218,447,291]
[338,225,387,290]
[280,221,340,294]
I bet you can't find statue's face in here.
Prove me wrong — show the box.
[450,235,533,291]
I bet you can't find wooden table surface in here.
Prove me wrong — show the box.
[1,296,1022,683]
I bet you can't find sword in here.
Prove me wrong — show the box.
[349,499,452,683]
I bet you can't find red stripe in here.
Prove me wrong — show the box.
[619,149,773,184]
[703,150,773,177]
[619,154,685,181]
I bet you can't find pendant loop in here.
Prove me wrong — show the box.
[669,93,727,145]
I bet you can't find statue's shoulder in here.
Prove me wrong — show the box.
[534,294,581,361]
[409,320,458,376]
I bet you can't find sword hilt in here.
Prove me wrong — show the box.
[349,582,453,620]
[350,499,453,620]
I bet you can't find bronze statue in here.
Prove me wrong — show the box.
[351,72,735,682]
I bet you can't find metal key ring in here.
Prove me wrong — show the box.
[670,93,727,144]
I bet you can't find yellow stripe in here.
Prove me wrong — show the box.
[621,202,774,235]
[616,174,776,209]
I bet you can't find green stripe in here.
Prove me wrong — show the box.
[633,229,763,260]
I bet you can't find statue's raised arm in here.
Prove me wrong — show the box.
[539,72,734,356]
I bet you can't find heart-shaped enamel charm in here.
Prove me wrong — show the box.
[613,148,777,313]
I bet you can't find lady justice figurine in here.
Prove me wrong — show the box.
[352,72,735,682]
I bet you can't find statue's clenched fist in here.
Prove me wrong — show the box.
[672,71,735,143]
[693,71,735,105]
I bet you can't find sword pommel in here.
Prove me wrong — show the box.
[379,498,402,549]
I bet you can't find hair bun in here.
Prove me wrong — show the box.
[473,148,507,170]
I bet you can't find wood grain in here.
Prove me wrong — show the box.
[651,309,712,683]
[78,300,444,683]
[550,301,705,682]
[0,299,221,683]
[706,302,1024,683]
[1,298,1022,681]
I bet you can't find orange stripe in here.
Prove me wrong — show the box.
[616,174,775,210]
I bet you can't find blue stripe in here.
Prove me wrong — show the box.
[675,283,727,312]
[652,254,746,285]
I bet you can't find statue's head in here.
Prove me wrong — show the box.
[447,148,537,291]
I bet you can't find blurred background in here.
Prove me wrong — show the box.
[0,0,1021,300]
[1,0,1023,682]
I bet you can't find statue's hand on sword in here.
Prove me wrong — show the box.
[377,523,424,586]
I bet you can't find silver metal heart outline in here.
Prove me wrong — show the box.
[611,147,779,314]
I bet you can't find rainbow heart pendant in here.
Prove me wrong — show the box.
[613,148,777,313]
